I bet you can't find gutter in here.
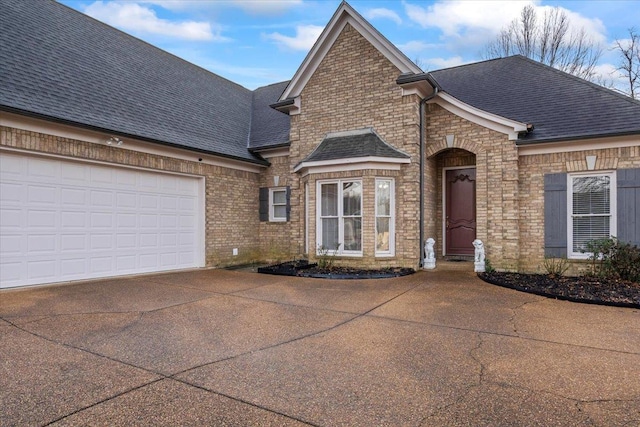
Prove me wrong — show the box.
[396,72,440,268]
[418,86,439,268]
[0,105,270,167]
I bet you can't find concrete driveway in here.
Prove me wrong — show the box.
[1,267,639,426]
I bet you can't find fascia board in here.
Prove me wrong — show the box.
[517,134,640,156]
[433,92,528,141]
[294,156,411,174]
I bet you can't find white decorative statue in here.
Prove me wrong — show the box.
[423,238,436,270]
[472,239,485,272]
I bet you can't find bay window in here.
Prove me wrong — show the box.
[375,178,395,256]
[318,180,362,255]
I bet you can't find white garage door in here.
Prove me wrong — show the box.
[0,151,204,289]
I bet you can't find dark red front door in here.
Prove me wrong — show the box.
[445,168,476,256]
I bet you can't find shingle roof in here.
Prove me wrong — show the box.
[300,128,410,164]
[249,81,291,150]
[0,0,268,164]
[430,55,640,143]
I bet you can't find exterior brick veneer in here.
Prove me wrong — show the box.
[285,23,422,268]
[424,104,520,271]
[518,145,640,274]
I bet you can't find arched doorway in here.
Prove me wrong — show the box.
[433,149,477,257]
[444,167,476,256]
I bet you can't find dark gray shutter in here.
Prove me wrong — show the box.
[259,187,269,222]
[285,186,291,222]
[617,168,640,247]
[544,173,567,257]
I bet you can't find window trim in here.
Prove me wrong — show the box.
[567,171,617,259]
[375,178,395,257]
[316,179,363,257]
[269,187,288,222]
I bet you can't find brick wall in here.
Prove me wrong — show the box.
[258,154,300,260]
[424,104,520,270]
[1,126,261,267]
[519,145,640,274]
[286,23,422,268]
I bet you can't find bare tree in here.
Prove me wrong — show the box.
[485,5,602,80]
[612,28,640,99]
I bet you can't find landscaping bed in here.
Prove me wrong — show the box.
[258,260,415,279]
[479,271,640,309]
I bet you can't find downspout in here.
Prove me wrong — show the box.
[419,86,438,268]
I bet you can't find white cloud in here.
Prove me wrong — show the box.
[424,56,466,69]
[264,25,323,51]
[83,1,227,41]
[404,1,532,36]
[397,40,442,53]
[403,1,608,61]
[232,0,303,15]
[141,0,302,15]
[592,62,633,95]
[364,8,402,25]
[557,7,607,45]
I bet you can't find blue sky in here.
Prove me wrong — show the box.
[59,0,640,92]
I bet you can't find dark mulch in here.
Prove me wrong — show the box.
[479,272,640,309]
[258,260,415,279]
[300,266,415,279]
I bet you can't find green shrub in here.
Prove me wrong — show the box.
[484,259,495,273]
[584,237,640,283]
[317,243,341,270]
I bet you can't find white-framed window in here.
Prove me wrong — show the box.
[568,172,616,258]
[375,178,395,256]
[269,187,287,222]
[317,180,362,255]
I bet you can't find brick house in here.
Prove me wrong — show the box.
[1,0,639,288]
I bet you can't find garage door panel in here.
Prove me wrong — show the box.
[27,234,57,253]
[28,209,57,228]
[27,259,57,280]
[1,182,23,203]
[1,261,23,283]
[61,234,87,251]
[60,258,87,276]
[61,162,87,182]
[28,157,58,180]
[91,190,113,206]
[116,192,137,209]
[139,194,159,209]
[1,234,23,254]
[62,211,87,228]
[1,208,23,228]
[62,188,88,205]
[0,151,203,289]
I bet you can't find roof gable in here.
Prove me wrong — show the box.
[279,1,421,101]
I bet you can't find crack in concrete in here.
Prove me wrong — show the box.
[418,332,486,426]
[5,317,317,427]
[508,297,544,336]
[4,280,425,427]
